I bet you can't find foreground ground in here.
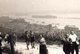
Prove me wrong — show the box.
[14,42,79,54]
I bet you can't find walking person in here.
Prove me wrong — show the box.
[62,34,71,54]
[30,31,35,49]
[68,31,79,54]
[39,34,48,54]
[25,31,30,50]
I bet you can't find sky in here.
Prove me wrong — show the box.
[0,0,80,14]
[0,0,80,29]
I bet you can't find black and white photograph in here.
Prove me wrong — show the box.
[0,0,80,54]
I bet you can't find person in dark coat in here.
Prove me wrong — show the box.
[25,31,30,50]
[5,32,15,54]
[62,34,71,54]
[0,32,2,54]
[39,34,48,54]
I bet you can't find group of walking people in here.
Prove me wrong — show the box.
[25,30,80,54]
[62,31,79,54]
[25,30,48,54]
[0,30,79,54]
[25,31,35,50]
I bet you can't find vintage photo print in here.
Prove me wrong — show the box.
[0,0,80,54]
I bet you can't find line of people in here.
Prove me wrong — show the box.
[0,30,47,54]
[0,30,79,54]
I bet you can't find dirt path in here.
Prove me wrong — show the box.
[14,42,79,54]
